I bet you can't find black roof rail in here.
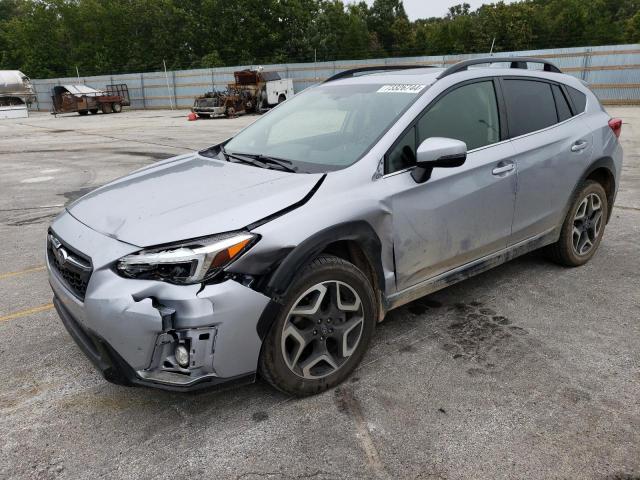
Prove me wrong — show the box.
[324,65,436,83]
[437,56,562,79]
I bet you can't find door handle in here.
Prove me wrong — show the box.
[492,163,515,175]
[571,141,589,152]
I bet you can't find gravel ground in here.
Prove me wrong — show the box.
[0,108,638,480]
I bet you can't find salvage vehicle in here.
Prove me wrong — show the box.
[48,57,623,396]
[192,68,293,118]
[51,84,129,115]
[0,70,36,119]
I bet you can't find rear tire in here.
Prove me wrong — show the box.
[101,103,112,114]
[259,255,376,396]
[546,180,608,267]
[78,110,88,116]
[111,102,122,113]
[89,108,99,114]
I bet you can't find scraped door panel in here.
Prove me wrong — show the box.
[388,142,518,292]
[385,79,518,292]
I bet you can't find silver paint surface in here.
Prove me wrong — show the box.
[47,66,623,385]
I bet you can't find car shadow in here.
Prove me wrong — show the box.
[82,250,560,420]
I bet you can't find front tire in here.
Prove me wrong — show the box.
[259,255,376,396]
[547,180,608,267]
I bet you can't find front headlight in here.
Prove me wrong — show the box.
[116,232,257,284]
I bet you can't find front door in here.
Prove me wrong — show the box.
[384,79,518,292]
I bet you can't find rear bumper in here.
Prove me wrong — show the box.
[48,211,272,391]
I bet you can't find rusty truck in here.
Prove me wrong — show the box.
[192,68,293,118]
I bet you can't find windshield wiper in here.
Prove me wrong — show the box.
[220,146,262,168]
[222,150,264,168]
[223,148,298,173]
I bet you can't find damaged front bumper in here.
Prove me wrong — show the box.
[48,212,271,391]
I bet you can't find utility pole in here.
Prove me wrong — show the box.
[163,60,174,110]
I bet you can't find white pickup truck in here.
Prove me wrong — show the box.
[258,71,294,109]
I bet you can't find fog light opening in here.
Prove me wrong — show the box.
[175,345,190,368]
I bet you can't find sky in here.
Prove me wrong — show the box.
[347,0,516,20]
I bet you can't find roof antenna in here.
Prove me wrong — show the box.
[489,37,496,56]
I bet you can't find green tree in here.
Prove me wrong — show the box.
[367,0,410,54]
[628,11,640,41]
[0,0,638,78]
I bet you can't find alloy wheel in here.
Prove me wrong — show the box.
[281,281,365,379]
[572,192,603,256]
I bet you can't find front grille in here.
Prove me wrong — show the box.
[47,232,93,300]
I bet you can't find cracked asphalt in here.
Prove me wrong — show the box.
[0,109,638,480]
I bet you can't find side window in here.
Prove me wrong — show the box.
[551,84,572,122]
[503,79,558,137]
[566,86,587,114]
[417,81,500,151]
[386,126,416,173]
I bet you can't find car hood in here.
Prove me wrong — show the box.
[67,153,323,247]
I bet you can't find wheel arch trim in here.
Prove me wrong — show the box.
[568,157,616,223]
[265,221,384,298]
[255,221,384,340]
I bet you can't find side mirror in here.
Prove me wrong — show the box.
[411,137,467,183]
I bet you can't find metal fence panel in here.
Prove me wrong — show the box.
[29,43,640,111]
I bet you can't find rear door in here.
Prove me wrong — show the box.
[501,78,594,244]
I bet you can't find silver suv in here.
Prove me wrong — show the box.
[47,57,623,396]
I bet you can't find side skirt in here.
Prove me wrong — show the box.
[384,228,558,312]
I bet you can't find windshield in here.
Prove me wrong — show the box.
[223,83,426,172]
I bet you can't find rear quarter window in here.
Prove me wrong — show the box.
[503,79,558,138]
[551,84,572,122]
[566,86,587,114]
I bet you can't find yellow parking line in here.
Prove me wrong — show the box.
[0,265,46,280]
[0,303,54,323]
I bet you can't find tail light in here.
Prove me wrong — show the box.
[608,118,622,138]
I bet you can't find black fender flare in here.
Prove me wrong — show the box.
[256,221,384,339]
[563,157,617,224]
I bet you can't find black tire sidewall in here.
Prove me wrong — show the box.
[260,257,376,396]
[559,181,608,266]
